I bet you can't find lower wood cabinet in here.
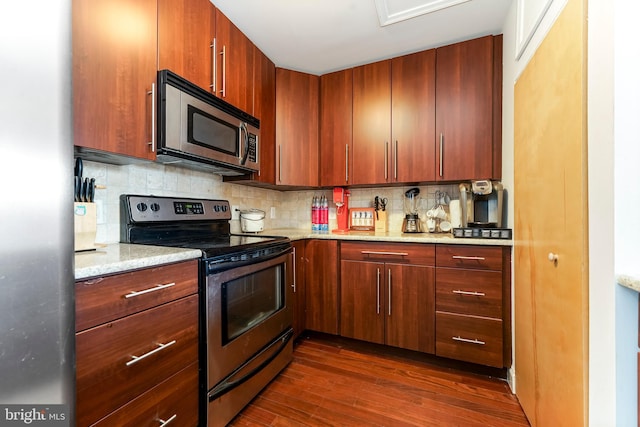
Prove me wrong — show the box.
[304,240,339,335]
[291,240,307,340]
[340,242,435,354]
[75,260,199,426]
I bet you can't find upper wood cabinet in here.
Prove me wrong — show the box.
[73,0,157,160]
[251,47,276,184]
[319,69,353,187]
[275,68,319,187]
[435,35,502,181]
[214,9,255,115]
[158,0,216,93]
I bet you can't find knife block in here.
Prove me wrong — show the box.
[375,210,388,234]
[74,202,97,252]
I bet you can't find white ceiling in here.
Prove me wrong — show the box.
[212,0,513,75]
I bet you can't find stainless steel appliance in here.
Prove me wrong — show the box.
[157,70,260,176]
[402,187,423,233]
[120,195,293,427]
[0,0,75,421]
[459,180,505,228]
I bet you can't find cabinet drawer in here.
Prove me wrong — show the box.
[436,245,503,270]
[436,269,502,318]
[435,312,503,368]
[76,295,198,426]
[93,362,199,427]
[76,260,198,331]
[341,241,435,265]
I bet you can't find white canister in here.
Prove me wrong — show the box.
[449,200,462,228]
[240,209,265,233]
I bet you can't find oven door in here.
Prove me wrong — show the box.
[205,248,293,389]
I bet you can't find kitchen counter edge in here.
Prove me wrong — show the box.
[258,228,513,246]
[617,274,640,293]
[75,243,202,281]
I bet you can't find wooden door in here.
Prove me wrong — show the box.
[320,69,353,187]
[340,260,385,344]
[73,0,157,160]
[304,240,338,335]
[386,264,435,353]
[352,60,391,185]
[215,9,254,114]
[251,47,276,184]
[514,0,588,424]
[157,0,215,93]
[275,68,319,187]
[435,36,494,181]
[391,50,437,183]
[291,241,306,340]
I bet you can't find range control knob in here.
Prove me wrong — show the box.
[136,202,148,212]
[221,205,228,212]
[214,205,221,212]
[150,203,160,212]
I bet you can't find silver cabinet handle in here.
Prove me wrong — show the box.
[219,45,226,97]
[278,144,282,183]
[394,140,398,180]
[361,251,409,257]
[451,255,486,261]
[376,268,380,314]
[291,247,297,293]
[124,282,176,299]
[158,414,177,427]
[345,144,349,183]
[126,340,176,366]
[384,141,389,180]
[148,83,156,152]
[452,290,486,297]
[387,269,392,316]
[439,133,443,177]
[452,336,485,345]
[210,38,216,93]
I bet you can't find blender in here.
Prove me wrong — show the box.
[402,187,422,233]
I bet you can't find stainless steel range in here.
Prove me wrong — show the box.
[120,195,294,427]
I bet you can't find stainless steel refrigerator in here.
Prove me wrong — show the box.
[0,0,75,424]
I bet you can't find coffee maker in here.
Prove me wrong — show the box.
[402,188,422,233]
[459,180,504,228]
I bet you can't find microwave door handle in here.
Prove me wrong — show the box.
[239,122,250,165]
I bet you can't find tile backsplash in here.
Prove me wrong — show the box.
[83,160,461,243]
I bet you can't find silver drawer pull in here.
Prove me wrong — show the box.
[126,340,176,366]
[361,251,409,256]
[124,282,176,299]
[452,290,486,297]
[452,336,485,345]
[158,414,177,426]
[451,255,485,261]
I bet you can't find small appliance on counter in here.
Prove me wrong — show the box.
[459,180,504,228]
[332,187,350,233]
[402,188,422,233]
[239,208,265,233]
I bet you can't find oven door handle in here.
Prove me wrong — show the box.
[208,327,293,402]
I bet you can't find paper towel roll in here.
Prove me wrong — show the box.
[449,200,461,228]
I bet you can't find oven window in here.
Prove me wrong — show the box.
[221,264,284,343]
[187,104,238,156]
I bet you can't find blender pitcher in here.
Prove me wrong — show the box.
[402,188,422,233]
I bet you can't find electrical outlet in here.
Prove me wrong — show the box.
[270,207,276,219]
[231,205,240,220]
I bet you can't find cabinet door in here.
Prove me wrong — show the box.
[386,264,435,353]
[352,60,391,185]
[73,0,157,160]
[435,36,494,181]
[391,50,436,183]
[304,240,338,334]
[275,68,319,186]
[320,69,353,187]
[340,260,385,345]
[158,0,215,93]
[215,9,254,114]
[251,47,276,184]
[291,241,306,340]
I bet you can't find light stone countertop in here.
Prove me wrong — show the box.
[255,228,513,246]
[75,243,202,280]
[617,274,640,293]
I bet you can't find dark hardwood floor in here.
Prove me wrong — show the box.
[229,332,530,426]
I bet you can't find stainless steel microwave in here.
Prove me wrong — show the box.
[156,70,259,176]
